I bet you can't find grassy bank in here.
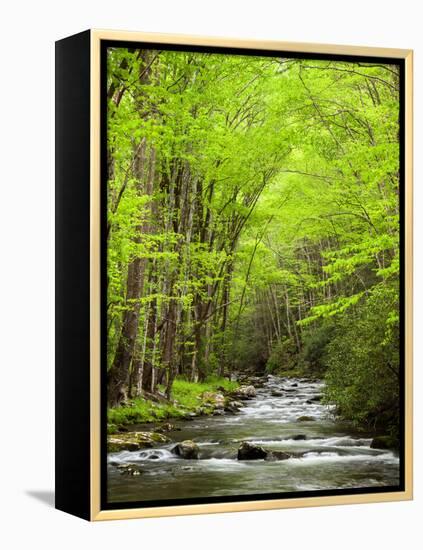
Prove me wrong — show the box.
[108,376,238,433]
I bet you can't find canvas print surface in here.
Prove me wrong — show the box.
[105,45,402,506]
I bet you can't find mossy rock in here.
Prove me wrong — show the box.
[107,431,170,453]
[201,391,225,409]
[229,385,256,400]
[150,431,170,443]
[108,440,139,453]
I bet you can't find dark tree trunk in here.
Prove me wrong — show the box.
[107,256,146,406]
[107,145,156,407]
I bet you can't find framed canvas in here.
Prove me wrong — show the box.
[55,29,413,521]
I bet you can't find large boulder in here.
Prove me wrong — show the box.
[171,440,200,459]
[238,442,305,461]
[107,431,170,453]
[237,441,267,460]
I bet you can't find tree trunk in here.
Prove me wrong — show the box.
[107,145,156,407]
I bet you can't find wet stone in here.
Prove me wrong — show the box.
[117,463,142,476]
[171,440,200,459]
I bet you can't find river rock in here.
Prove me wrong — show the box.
[309,395,322,402]
[238,441,267,460]
[107,431,170,452]
[202,391,225,409]
[264,450,292,461]
[291,434,307,441]
[296,415,316,422]
[231,385,257,400]
[248,376,266,388]
[117,463,142,476]
[195,405,212,416]
[156,422,179,433]
[224,399,243,413]
[171,440,199,459]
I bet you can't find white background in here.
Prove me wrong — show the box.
[0,0,420,548]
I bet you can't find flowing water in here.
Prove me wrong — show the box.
[107,376,400,503]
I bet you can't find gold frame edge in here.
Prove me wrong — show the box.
[89,30,413,521]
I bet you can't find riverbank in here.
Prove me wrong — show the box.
[107,376,252,434]
[108,372,398,453]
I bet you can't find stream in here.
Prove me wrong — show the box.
[107,376,400,503]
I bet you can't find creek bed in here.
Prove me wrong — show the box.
[107,376,400,503]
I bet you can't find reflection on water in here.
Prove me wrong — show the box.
[107,376,400,503]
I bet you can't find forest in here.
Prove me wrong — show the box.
[106,47,401,440]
